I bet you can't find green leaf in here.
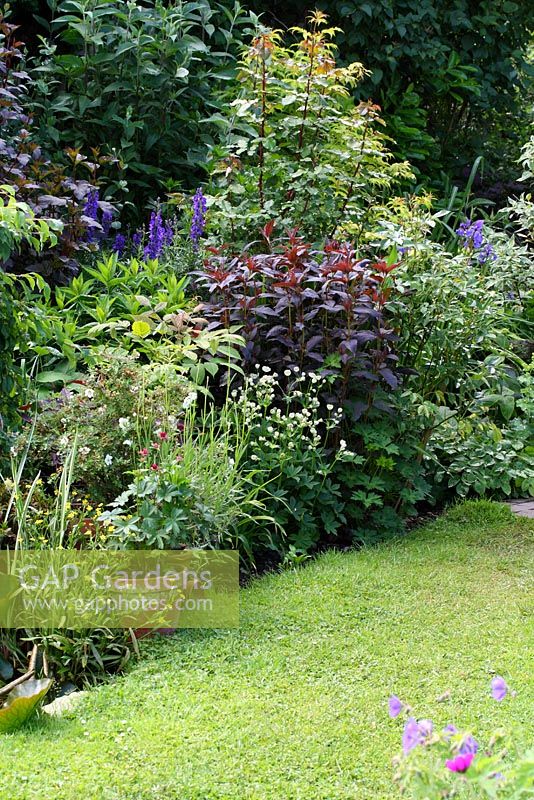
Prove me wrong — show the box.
[499,395,515,421]
[0,679,53,733]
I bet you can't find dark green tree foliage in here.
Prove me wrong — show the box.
[30,0,255,216]
[250,0,533,177]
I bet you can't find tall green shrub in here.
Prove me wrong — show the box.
[30,0,254,216]
[204,13,412,245]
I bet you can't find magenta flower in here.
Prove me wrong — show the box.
[402,718,422,755]
[388,695,403,718]
[446,753,475,773]
[491,676,508,702]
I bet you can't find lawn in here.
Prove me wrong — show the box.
[1,501,533,800]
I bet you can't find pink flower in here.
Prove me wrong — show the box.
[158,431,168,440]
[150,463,159,471]
[151,442,160,450]
[446,753,475,773]
[139,448,148,458]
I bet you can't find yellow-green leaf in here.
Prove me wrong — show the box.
[0,678,53,733]
[131,320,151,337]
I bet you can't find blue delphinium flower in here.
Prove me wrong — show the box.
[144,210,165,261]
[112,233,126,256]
[190,187,207,250]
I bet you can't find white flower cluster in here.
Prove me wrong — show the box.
[230,367,346,461]
[182,391,198,411]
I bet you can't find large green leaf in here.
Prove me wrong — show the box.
[0,679,53,733]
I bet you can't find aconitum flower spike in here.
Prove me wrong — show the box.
[84,189,99,220]
[190,187,207,250]
[144,210,165,260]
[102,209,113,237]
[112,233,126,256]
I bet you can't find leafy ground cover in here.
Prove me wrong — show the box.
[0,501,532,800]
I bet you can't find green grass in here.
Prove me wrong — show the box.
[1,501,533,800]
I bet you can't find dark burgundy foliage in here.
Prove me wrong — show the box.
[195,227,401,418]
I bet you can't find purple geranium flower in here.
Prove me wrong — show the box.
[459,734,479,755]
[402,718,422,755]
[388,695,403,718]
[418,719,433,738]
[443,724,458,740]
[491,676,508,702]
[446,753,475,773]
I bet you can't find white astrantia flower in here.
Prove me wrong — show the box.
[182,391,198,410]
[118,417,131,432]
[84,388,94,399]
[104,453,113,466]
